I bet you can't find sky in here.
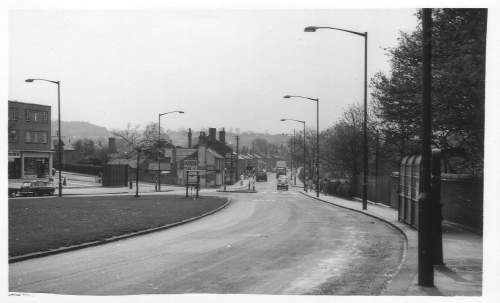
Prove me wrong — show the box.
[9,9,419,134]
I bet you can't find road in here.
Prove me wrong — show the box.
[9,174,405,295]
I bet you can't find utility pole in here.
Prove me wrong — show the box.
[293,128,296,185]
[419,7,434,287]
[235,135,240,181]
[375,129,380,201]
[316,100,319,198]
[135,148,141,198]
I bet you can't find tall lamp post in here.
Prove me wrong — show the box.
[304,25,368,210]
[283,95,319,197]
[280,118,306,191]
[25,78,62,197]
[157,110,184,192]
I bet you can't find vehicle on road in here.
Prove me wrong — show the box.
[277,175,289,191]
[8,187,18,197]
[255,171,268,182]
[18,181,56,197]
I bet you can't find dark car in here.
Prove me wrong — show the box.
[8,187,18,197]
[18,181,56,197]
[255,171,267,182]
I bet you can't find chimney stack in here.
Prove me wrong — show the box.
[219,128,226,144]
[188,128,192,148]
[208,127,216,143]
[199,131,207,145]
[108,137,117,153]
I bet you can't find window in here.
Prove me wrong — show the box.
[24,131,48,144]
[8,129,18,142]
[25,131,32,143]
[40,132,47,143]
[9,108,17,120]
[25,110,49,123]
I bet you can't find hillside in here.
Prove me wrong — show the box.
[51,121,111,143]
[50,121,291,151]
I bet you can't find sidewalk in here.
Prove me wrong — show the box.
[299,189,483,296]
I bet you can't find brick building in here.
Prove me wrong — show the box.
[8,100,53,179]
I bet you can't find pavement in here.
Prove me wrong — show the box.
[297,177,483,296]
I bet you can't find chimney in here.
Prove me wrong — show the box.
[108,137,117,153]
[188,128,192,148]
[208,127,216,143]
[198,131,207,145]
[219,128,226,144]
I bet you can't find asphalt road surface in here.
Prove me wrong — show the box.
[9,174,405,295]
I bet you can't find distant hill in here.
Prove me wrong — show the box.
[49,121,290,151]
[51,121,111,144]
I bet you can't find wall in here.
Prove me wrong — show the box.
[439,175,483,231]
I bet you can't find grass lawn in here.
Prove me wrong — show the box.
[9,195,227,257]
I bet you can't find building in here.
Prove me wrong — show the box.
[175,128,235,188]
[8,100,53,179]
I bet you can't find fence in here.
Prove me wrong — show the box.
[61,163,103,176]
[354,174,394,207]
[102,164,128,187]
[354,171,483,232]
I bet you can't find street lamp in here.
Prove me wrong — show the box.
[280,118,307,192]
[304,25,369,210]
[25,78,62,197]
[158,110,184,192]
[283,95,319,197]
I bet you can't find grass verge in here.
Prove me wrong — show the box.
[9,195,226,257]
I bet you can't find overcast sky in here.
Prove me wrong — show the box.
[9,9,418,134]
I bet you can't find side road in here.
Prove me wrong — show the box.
[299,189,482,296]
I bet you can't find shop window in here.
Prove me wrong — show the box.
[24,157,49,178]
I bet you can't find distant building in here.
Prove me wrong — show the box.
[8,100,53,179]
[174,128,235,187]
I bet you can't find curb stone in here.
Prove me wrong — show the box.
[9,197,232,263]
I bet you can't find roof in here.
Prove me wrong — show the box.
[176,148,198,161]
[183,150,198,161]
[107,158,131,165]
[8,100,51,109]
[207,148,224,159]
[194,139,232,157]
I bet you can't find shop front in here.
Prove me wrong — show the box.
[8,151,53,180]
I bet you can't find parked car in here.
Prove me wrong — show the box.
[8,187,18,197]
[256,171,268,182]
[18,181,56,197]
[277,175,289,191]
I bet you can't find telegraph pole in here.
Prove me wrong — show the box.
[418,7,434,287]
[235,135,240,181]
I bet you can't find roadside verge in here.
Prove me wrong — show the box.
[9,196,232,263]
